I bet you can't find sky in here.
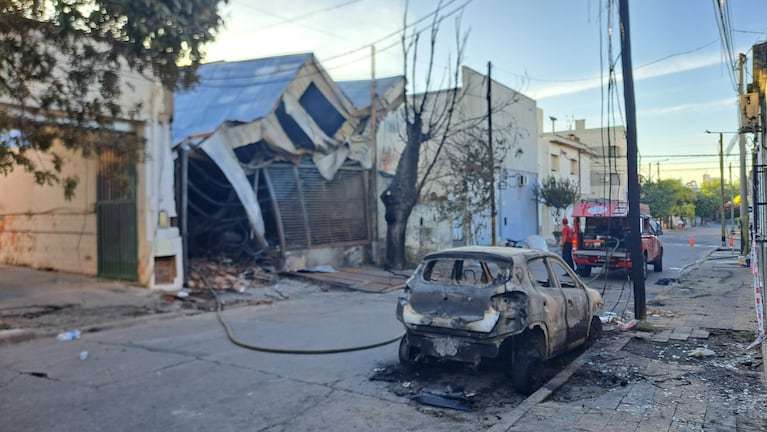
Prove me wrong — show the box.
[205,0,767,184]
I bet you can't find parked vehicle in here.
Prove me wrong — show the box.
[396,246,604,394]
[570,199,663,277]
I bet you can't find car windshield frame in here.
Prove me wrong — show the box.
[420,256,513,287]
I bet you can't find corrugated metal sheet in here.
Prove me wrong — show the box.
[172,53,311,144]
[337,76,403,108]
[265,164,368,250]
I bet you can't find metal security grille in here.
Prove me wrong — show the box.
[264,164,368,250]
[96,151,138,280]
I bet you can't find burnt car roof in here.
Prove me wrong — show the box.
[422,246,556,261]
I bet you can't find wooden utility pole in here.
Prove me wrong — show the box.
[719,132,726,247]
[619,0,646,320]
[487,61,496,246]
[730,162,735,232]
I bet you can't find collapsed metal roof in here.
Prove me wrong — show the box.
[337,76,405,109]
[172,53,311,145]
[172,53,404,270]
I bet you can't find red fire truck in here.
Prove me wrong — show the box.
[570,199,663,277]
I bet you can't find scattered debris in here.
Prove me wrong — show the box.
[187,257,278,292]
[688,347,716,358]
[56,330,81,341]
[648,308,680,319]
[79,351,89,360]
[616,320,637,331]
[302,265,337,273]
[414,391,472,411]
[655,278,675,286]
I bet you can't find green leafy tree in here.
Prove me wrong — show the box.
[695,191,721,222]
[532,175,580,228]
[641,179,694,226]
[0,0,228,198]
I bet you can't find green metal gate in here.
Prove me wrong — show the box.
[96,151,138,280]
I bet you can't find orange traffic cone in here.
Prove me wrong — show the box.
[690,235,695,247]
[729,232,734,247]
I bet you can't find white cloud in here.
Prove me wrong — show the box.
[640,97,735,117]
[529,51,725,100]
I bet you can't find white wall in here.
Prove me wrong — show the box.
[375,66,539,263]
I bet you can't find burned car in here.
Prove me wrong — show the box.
[396,246,603,394]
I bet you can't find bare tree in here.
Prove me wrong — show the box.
[380,1,468,269]
[433,120,523,244]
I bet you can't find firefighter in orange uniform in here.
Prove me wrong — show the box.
[560,217,574,270]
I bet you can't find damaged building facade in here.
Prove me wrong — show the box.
[173,53,545,274]
[172,54,404,272]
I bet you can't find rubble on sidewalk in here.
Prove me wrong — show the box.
[166,257,320,312]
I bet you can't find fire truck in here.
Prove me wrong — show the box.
[570,199,663,277]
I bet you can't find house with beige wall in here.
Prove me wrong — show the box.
[567,119,628,201]
[0,71,183,291]
[537,110,594,238]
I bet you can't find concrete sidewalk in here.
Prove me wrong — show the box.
[0,263,326,345]
[0,264,189,344]
[490,249,767,431]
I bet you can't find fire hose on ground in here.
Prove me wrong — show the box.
[203,275,405,354]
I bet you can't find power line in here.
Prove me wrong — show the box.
[642,154,720,158]
[232,0,350,41]
[241,0,364,33]
[711,0,738,92]
[196,0,472,88]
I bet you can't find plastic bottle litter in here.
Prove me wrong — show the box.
[79,351,89,360]
[56,330,81,341]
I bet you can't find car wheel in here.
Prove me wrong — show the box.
[398,335,419,369]
[654,249,663,272]
[587,316,603,346]
[512,348,542,395]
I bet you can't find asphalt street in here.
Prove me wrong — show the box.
[1,224,764,431]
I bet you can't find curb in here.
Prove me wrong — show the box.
[0,309,199,347]
[488,333,632,432]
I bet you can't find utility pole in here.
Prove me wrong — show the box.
[619,0,646,320]
[487,61,496,246]
[729,162,735,233]
[656,162,660,181]
[719,132,726,247]
[738,53,749,254]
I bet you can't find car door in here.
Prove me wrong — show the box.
[526,257,567,355]
[548,258,590,344]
